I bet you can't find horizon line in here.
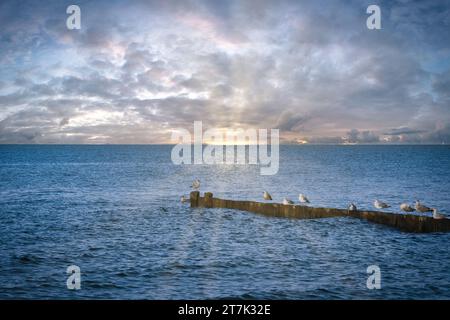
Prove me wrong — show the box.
[0,143,448,146]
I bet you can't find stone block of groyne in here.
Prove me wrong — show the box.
[190,192,450,233]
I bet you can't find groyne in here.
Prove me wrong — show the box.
[190,191,450,233]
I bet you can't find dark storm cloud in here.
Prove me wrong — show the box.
[346,129,379,144]
[384,127,426,136]
[0,0,449,143]
[275,111,309,132]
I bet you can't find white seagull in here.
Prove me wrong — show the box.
[432,208,446,220]
[263,191,273,201]
[415,200,432,213]
[299,194,310,204]
[374,200,390,209]
[191,179,200,190]
[283,198,294,205]
[181,195,188,203]
[400,203,415,212]
[348,203,357,211]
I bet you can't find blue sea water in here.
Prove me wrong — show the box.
[0,144,449,299]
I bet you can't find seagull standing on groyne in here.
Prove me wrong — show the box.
[348,203,357,211]
[432,208,446,220]
[191,179,200,190]
[283,198,294,205]
[415,200,432,212]
[299,194,310,204]
[374,200,390,209]
[400,203,415,212]
[263,191,273,201]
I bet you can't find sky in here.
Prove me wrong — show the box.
[0,0,449,144]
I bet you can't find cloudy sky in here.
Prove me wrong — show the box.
[0,0,449,144]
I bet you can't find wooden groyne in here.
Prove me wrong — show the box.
[190,191,450,233]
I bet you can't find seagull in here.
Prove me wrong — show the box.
[348,203,357,211]
[299,194,310,203]
[415,200,432,213]
[283,198,294,205]
[191,179,200,190]
[181,195,188,203]
[374,200,390,209]
[400,203,415,212]
[263,191,272,201]
[432,208,446,220]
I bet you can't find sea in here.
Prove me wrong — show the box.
[0,144,449,299]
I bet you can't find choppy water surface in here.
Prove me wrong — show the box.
[0,145,449,299]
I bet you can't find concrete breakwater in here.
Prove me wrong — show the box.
[190,191,450,233]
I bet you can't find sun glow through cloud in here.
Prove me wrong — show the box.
[0,0,449,144]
